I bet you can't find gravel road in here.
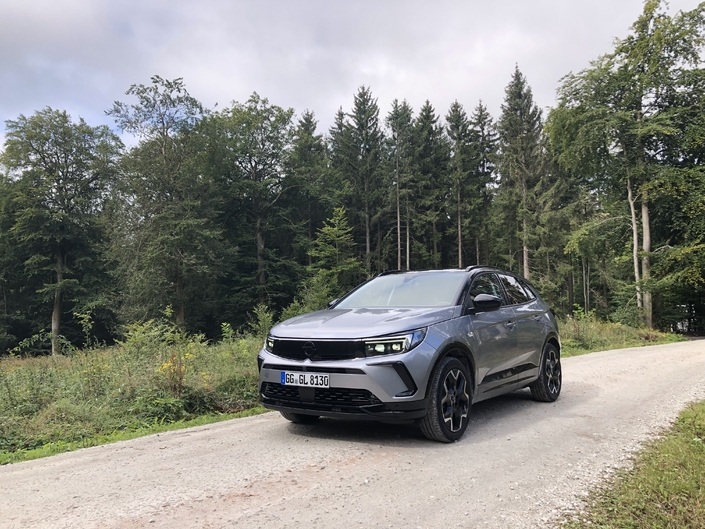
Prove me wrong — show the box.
[2,340,704,529]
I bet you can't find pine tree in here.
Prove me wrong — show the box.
[496,67,544,279]
[385,100,415,270]
[329,87,385,275]
[413,101,450,268]
[468,102,498,265]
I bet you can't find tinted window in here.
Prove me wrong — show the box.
[499,274,531,305]
[468,274,505,305]
[336,272,466,308]
[520,280,537,300]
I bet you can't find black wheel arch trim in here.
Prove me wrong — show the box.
[424,341,476,399]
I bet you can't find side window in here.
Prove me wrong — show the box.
[499,274,531,305]
[468,274,505,306]
[520,280,537,300]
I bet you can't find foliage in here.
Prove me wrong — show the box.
[0,316,262,455]
[1,2,705,355]
[559,309,682,357]
[1,108,122,354]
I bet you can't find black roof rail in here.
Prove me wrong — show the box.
[376,269,405,277]
[464,265,501,272]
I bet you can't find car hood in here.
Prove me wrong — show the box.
[270,306,457,340]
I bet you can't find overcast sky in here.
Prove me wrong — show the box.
[0,0,700,142]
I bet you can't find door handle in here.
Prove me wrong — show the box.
[505,320,516,328]
[533,314,542,321]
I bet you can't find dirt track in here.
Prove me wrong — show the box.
[2,340,704,529]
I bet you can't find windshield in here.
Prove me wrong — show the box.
[335,272,466,308]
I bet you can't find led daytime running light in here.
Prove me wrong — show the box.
[364,329,426,356]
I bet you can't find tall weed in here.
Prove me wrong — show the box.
[560,309,682,356]
[0,316,263,454]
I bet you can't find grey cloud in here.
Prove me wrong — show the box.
[0,0,700,140]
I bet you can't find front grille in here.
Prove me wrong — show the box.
[315,387,381,406]
[262,363,365,375]
[261,382,382,413]
[270,340,364,361]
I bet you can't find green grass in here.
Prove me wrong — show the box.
[0,318,265,464]
[0,406,268,465]
[563,401,705,529]
[559,315,685,357]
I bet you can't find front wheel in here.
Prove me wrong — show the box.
[529,343,562,402]
[421,357,472,443]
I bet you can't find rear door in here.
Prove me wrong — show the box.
[497,274,546,384]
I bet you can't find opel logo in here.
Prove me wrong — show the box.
[302,341,316,358]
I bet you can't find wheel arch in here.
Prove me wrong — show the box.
[424,341,476,399]
[545,333,561,355]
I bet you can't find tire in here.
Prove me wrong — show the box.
[529,343,562,402]
[280,411,320,424]
[420,357,472,443]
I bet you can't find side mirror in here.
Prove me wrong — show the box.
[327,298,339,308]
[467,294,502,314]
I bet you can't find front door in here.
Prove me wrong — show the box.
[465,273,518,396]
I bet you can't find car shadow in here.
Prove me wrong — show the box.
[282,383,590,447]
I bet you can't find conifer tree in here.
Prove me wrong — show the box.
[413,101,450,268]
[496,67,544,279]
[385,100,415,270]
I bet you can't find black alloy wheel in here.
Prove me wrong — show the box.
[421,357,472,442]
[530,343,562,402]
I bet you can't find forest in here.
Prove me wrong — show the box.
[1,0,704,355]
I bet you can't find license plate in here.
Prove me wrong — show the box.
[281,371,329,388]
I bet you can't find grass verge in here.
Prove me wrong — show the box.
[563,401,705,529]
[1,317,265,464]
[559,314,685,357]
[0,406,268,465]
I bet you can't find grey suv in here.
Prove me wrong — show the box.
[258,267,561,442]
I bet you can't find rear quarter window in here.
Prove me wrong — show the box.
[499,274,531,305]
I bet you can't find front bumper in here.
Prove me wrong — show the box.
[258,350,430,423]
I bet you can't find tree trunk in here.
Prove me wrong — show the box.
[522,176,530,279]
[175,268,185,326]
[405,204,410,271]
[475,236,480,266]
[568,267,574,314]
[51,252,64,356]
[256,217,266,303]
[457,187,462,268]
[365,208,371,274]
[582,256,589,314]
[626,177,643,309]
[432,211,438,267]
[396,161,401,270]
[641,192,652,328]
[602,257,608,308]
[308,203,312,267]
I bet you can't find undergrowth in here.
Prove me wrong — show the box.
[0,316,263,459]
[559,311,684,357]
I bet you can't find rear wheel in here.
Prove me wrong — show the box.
[280,411,320,424]
[529,343,562,402]
[421,357,472,443]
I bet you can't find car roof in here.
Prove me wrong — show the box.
[376,266,504,277]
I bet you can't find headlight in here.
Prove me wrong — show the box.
[364,329,426,357]
[264,336,275,352]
